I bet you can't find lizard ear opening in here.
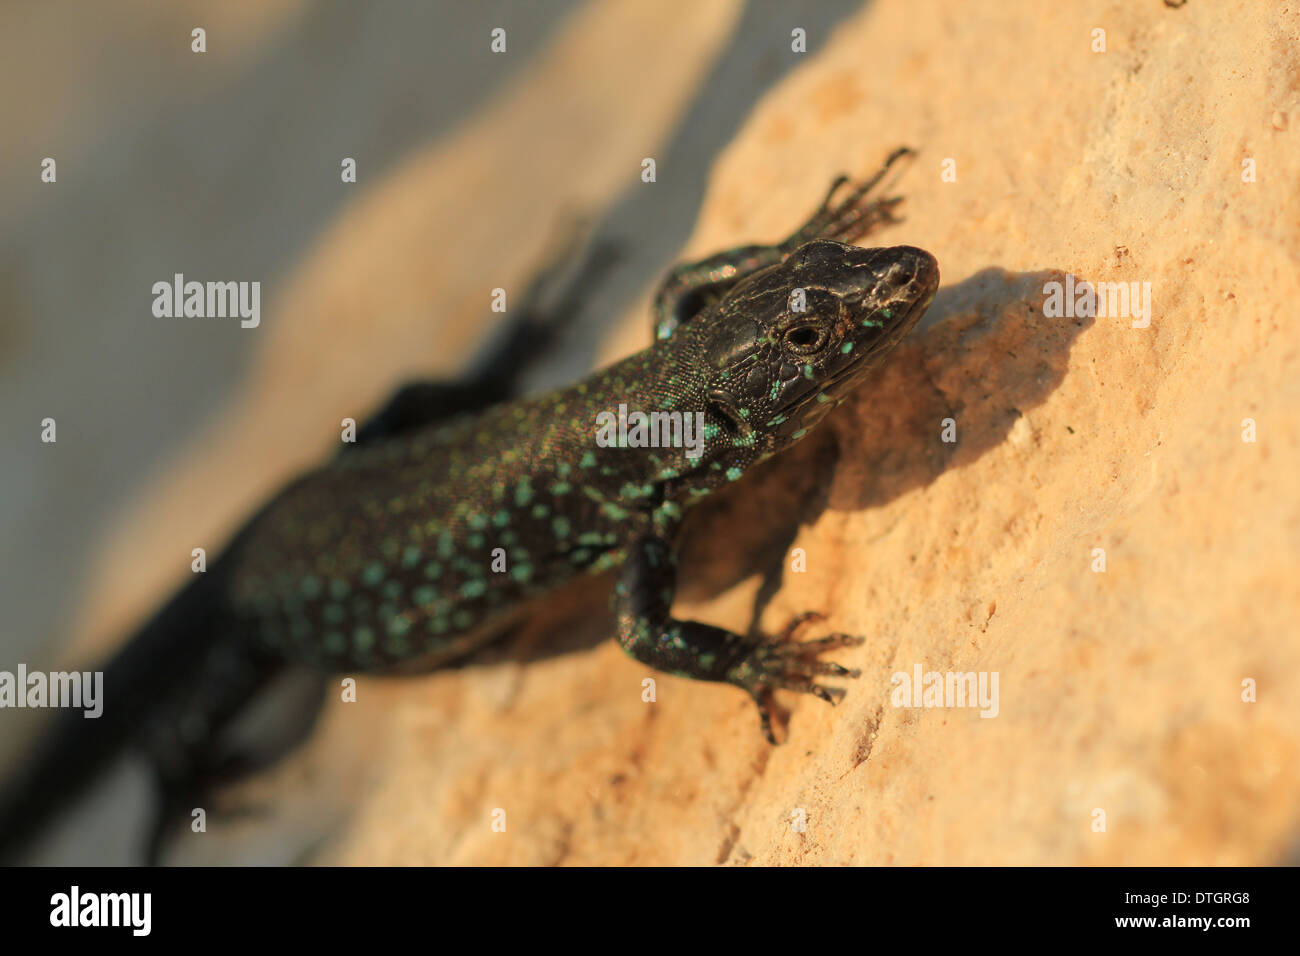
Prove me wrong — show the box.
[706,389,752,437]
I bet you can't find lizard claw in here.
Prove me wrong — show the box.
[793,146,913,248]
[727,614,866,744]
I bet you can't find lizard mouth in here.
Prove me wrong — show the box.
[824,275,937,399]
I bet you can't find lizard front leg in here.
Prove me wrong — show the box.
[614,532,863,743]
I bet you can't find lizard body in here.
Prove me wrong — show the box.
[0,150,938,859]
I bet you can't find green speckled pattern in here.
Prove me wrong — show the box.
[228,238,938,676]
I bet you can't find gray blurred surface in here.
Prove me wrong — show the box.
[1,0,580,667]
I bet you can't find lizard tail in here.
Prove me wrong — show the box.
[0,566,291,863]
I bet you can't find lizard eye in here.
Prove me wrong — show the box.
[783,323,827,355]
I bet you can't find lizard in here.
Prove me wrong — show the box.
[0,148,938,862]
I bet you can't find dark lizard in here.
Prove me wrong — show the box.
[0,148,938,862]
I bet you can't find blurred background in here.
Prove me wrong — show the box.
[1,0,865,862]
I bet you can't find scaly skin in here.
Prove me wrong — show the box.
[0,151,938,861]
[228,152,939,738]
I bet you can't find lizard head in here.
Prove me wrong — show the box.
[696,239,939,458]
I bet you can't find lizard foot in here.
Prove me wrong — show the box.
[726,612,865,744]
[793,146,913,248]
